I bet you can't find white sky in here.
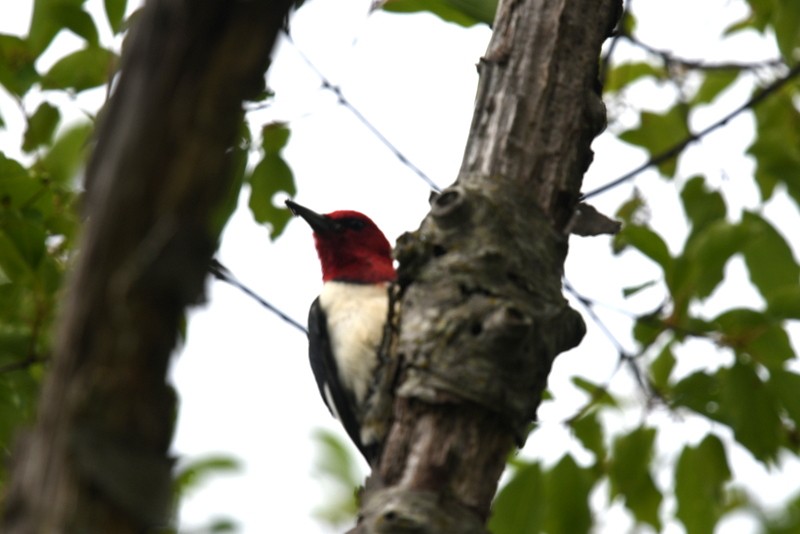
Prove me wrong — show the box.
[2,1,800,533]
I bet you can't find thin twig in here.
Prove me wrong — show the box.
[281,30,442,193]
[562,280,670,422]
[582,62,800,200]
[624,32,785,72]
[209,259,308,335]
[564,279,631,357]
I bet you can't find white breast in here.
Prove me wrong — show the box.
[319,281,389,404]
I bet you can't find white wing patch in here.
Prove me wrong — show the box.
[319,281,389,405]
[323,383,341,420]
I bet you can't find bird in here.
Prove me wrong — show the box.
[286,199,395,463]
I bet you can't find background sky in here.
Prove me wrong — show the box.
[2,0,799,532]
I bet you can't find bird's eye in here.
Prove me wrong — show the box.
[344,219,366,230]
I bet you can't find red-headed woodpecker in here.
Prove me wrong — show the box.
[286,199,395,463]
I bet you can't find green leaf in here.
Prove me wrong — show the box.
[672,191,738,303]
[676,361,785,463]
[248,124,296,239]
[766,285,800,319]
[680,175,726,234]
[740,212,799,301]
[570,411,605,463]
[0,212,47,280]
[0,152,39,208]
[572,376,618,408]
[604,61,665,94]
[39,122,93,184]
[0,371,41,476]
[379,0,498,27]
[675,435,731,534]
[41,46,117,93]
[773,0,800,61]
[609,427,662,529]
[261,122,290,153]
[672,370,722,422]
[763,490,800,534]
[724,0,772,34]
[619,106,691,177]
[23,102,61,153]
[52,6,99,47]
[693,69,740,104]
[311,429,360,526]
[28,0,90,56]
[208,518,238,533]
[0,34,40,97]
[747,90,800,203]
[614,223,672,272]
[632,315,664,347]
[104,0,128,34]
[544,455,595,534]
[311,429,361,489]
[671,220,742,301]
[714,308,793,368]
[0,325,31,361]
[622,279,656,298]
[173,455,240,500]
[620,9,636,35]
[649,343,675,390]
[724,17,754,36]
[770,369,800,431]
[614,189,646,224]
[761,313,799,357]
[719,361,782,463]
[489,461,544,534]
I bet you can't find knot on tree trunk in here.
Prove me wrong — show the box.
[394,183,585,442]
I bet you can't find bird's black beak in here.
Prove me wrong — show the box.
[286,199,337,234]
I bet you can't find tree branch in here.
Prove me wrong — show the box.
[623,32,786,72]
[356,0,622,531]
[1,1,293,532]
[583,62,800,200]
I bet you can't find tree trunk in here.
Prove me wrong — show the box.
[358,0,621,531]
[1,1,292,532]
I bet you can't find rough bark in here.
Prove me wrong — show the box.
[358,0,621,532]
[1,1,292,532]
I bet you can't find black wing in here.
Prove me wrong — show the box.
[308,297,372,462]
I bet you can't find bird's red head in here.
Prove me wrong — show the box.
[286,200,396,284]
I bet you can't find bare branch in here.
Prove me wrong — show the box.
[623,32,785,72]
[583,62,800,200]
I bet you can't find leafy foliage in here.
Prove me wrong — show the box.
[247,122,296,239]
[2,0,800,533]
[490,455,597,534]
[569,1,800,531]
[378,0,498,27]
[170,455,241,533]
[316,5,800,530]
[619,106,691,177]
[40,46,118,92]
[0,0,296,526]
[674,435,732,534]
[311,429,362,526]
[608,427,662,529]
